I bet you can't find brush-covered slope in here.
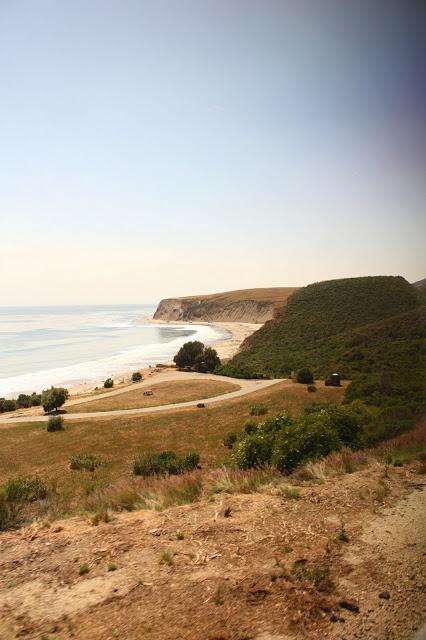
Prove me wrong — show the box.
[153,287,297,323]
[222,276,425,409]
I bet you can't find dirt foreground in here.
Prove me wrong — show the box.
[0,464,425,640]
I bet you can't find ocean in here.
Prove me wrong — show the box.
[0,305,229,397]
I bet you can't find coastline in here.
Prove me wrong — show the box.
[1,319,261,401]
[59,320,260,398]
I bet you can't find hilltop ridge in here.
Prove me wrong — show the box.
[153,287,297,323]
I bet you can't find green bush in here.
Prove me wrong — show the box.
[103,378,114,389]
[244,420,258,435]
[296,368,314,384]
[70,453,102,472]
[250,405,268,416]
[47,415,64,432]
[3,476,47,502]
[133,450,200,477]
[41,386,69,412]
[194,347,221,373]
[223,432,239,449]
[132,371,142,382]
[232,405,371,473]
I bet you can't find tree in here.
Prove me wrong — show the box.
[132,371,142,382]
[103,378,114,389]
[194,347,221,373]
[16,394,32,408]
[41,387,69,413]
[173,341,204,369]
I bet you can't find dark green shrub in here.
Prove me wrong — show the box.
[296,368,314,384]
[194,347,221,373]
[16,394,32,408]
[223,432,239,449]
[132,371,142,382]
[0,399,17,413]
[30,392,42,406]
[103,378,114,389]
[47,415,64,432]
[250,405,268,416]
[70,453,102,472]
[41,386,69,412]
[3,476,47,502]
[244,420,258,435]
[133,450,200,477]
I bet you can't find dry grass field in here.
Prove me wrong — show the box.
[67,379,240,413]
[0,382,345,518]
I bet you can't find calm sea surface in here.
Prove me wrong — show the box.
[0,305,228,396]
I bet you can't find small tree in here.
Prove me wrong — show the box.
[103,378,114,389]
[41,387,69,413]
[194,347,221,373]
[173,341,204,369]
[47,415,64,432]
[132,371,142,382]
[16,394,32,408]
[296,368,314,384]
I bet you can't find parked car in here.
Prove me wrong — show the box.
[143,390,154,396]
[197,403,205,409]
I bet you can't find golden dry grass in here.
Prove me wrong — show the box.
[66,379,240,413]
[161,287,298,308]
[0,381,345,488]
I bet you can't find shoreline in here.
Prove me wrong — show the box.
[2,319,261,401]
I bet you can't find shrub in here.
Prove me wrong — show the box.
[30,392,42,406]
[0,399,17,413]
[41,386,69,412]
[194,347,221,373]
[79,563,89,575]
[47,415,64,432]
[103,378,114,389]
[307,385,317,392]
[133,450,200,477]
[16,394,32,408]
[250,405,268,416]
[3,476,47,502]
[132,371,142,382]
[296,368,314,384]
[70,453,102,472]
[244,420,258,434]
[223,432,239,449]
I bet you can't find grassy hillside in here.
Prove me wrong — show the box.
[221,276,425,414]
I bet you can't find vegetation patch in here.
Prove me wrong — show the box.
[70,453,102,472]
[133,450,200,477]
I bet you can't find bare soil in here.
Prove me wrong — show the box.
[0,464,424,640]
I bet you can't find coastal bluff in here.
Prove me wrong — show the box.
[153,287,297,324]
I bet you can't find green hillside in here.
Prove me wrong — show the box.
[220,276,425,415]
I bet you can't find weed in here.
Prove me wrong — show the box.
[338,522,349,543]
[250,405,268,416]
[176,531,184,540]
[70,453,102,472]
[280,486,300,499]
[159,551,175,566]
[107,562,117,572]
[91,509,110,526]
[79,563,89,576]
[375,480,390,503]
[281,545,293,554]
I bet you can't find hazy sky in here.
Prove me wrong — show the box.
[1,0,425,305]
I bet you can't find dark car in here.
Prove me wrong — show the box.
[196,403,205,409]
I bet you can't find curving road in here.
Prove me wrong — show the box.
[0,372,285,424]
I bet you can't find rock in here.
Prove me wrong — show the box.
[379,591,391,600]
[339,600,360,613]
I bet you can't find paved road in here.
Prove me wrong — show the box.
[0,372,284,424]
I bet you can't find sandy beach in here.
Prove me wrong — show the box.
[63,320,260,399]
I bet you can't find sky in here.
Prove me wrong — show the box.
[1,0,425,305]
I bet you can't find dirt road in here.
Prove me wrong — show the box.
[0,372,284,424]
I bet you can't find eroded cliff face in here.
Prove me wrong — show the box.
[153,288,297,323]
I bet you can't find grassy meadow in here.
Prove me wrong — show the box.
[0,381,345,522]
[67,378,240,413]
